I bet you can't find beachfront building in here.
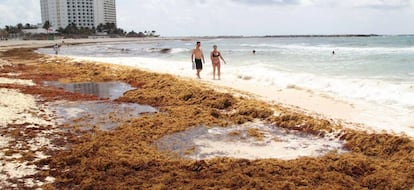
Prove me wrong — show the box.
[40,0,68,30]
[40,0,117,30]
[94,0,117,27]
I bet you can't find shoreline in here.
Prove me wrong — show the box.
[4,38,414,136]
[1,40,414,189]
[66,54,414,138]
[0,37,196,52]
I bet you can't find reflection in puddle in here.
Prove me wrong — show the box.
[44,81,135,100]
[157,123,347,160]
[50,101,157,131]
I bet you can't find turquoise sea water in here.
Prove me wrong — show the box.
[38,36,414,114]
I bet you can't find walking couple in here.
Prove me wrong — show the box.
[191,41,226,80]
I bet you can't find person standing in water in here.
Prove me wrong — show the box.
[191,41,205,79]
[53,44,60,55]
[210,45,226,80]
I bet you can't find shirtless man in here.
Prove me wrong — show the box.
[191,41,205,79]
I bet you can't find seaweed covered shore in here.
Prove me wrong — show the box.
[1,48,414,189]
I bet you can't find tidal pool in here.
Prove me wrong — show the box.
[45,81,157,130]
[49,101,157,130]
[157,123,347,160]
[44,81,135,100]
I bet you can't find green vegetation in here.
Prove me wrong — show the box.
[2,23,37,34]
[42,21,51,31]
[56,22,125,35]
[0,21,159,39]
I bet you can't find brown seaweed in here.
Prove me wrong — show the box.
[1,48,414,189]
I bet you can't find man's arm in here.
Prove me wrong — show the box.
[191,49,194,62]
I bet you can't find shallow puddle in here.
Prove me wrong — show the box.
[157,123,347,160]
[44,81,134,100]
[44,81,157,130]
[49,101,157,131]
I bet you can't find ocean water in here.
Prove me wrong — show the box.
[37,36,414,129]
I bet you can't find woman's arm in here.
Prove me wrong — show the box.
[219,52,226,64]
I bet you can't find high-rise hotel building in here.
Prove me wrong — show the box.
[40,0,117,30]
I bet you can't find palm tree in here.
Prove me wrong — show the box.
[43,20,51,32]
[66,23,78,34]
[56,27,65,34]
[17,23,23,31]
[96,23,104,33]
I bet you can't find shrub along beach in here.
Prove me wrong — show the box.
[1,39,414,189]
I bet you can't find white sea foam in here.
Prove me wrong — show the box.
[240,43,414,53]
[170,47,191,54]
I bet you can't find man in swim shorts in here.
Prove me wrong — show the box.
[191,41,205,79]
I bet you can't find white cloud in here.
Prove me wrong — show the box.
[307,0,412,9]
[117,0,414,36]
[0,0,41,26]
[352,0,411,9]
[231,0,301,6]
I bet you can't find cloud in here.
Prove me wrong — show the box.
[315,0,413,10]
[360,0,411,10]
[115,0,414,36]
[232,0,301,6]
[0,0,40,26]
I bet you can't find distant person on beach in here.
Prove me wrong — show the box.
[53,44,60,55]
[332,50,335,55]
[253,50,256,54]
[191,41,205,79]
[210,45,227,80]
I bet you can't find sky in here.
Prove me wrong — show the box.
[0,0,413,36]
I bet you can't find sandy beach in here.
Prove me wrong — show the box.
[1,39,414,189]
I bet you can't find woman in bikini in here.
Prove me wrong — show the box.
[210,45,226,80]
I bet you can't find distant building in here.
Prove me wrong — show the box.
[40,0,117,30]
[94,0,117,27]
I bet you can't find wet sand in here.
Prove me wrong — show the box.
[0,45,414,189]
